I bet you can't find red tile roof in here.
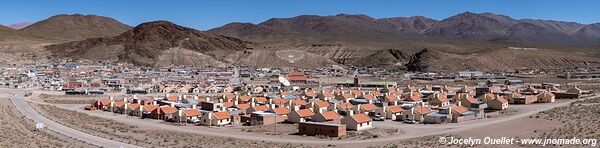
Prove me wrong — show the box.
[387,105,404,113]
[337,102,354,110]
[314,100,330,108]
[452,105,468,114]
[236,103,251,110]
[184,109,201,117]
[414,106,432,114]
[255,97,268,103]
[213,112,231,120]
[128,103,141,109]
[360,104,379,111]
[161,107,178,114]
[320,111,342,120]
[239,95,251,101]
[322,92,335,97]
[292,99,308,106]
[363,94,376,100]
[144,105,158,112]
[98,100,112,106]
[253,105,270,111]
[304,91,317,97]
[352,114,372,123]
[114,101,125,107]
[223,102,234,108]
[295,109,315,117]
[272,107,290,115]
[167,96,179,101]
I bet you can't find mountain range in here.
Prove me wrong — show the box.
[3,12,600,71]
[210,12,600,47]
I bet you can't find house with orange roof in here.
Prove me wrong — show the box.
[457,93,478,108]
[487,97,509,110]
[341,111,373,131]
[254,97,268,104]
[537,91,555,103]
[356,104,378,115]
[405,94,423,103]
[142,105,160,119]
[383,94,400,105]
[269,107,291,116]
[376,105,404,120]
[182,109,201,123]
[127,103,143,116]
[238,95,251,102]
[159,106,178,120]
[302,89,318,100]
[246,105,270,114]
[287,99,308,111]
[335,93,355,102]
[312,111,342,124]
[479,93,496,103]
[200,112,231,126]
[235,103,251,110]
[361,94,376,104]
[306,100,330,114]
[287,109,315,123]
[331,102,354,115]
[318,91,336,101]
[429,92,450,107]
[402,106,432,122]
[92,99,113,110]
[112,101,127,113]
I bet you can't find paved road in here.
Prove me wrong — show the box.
[7,92,142,148]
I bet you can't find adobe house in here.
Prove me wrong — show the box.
[298,122,346,137]
[312,111,342,124]
[429,92,450,107]
[142,105,160,119]
[341,111,373,131]
[200,111,231,126]
[401,106,432,122]
[376,105,404,120]
[127,103,143,116]
[487,97,509,110]
[287,109,315,123]
[159,106,178,120]
[537,91,555,103]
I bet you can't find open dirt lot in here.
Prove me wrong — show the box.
[34,103,321,148]
[536,98,600,140]
[0,98,96,147]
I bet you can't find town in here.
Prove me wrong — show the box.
[2,60,595,139]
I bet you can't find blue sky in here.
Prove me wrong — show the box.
[1,0,599,30]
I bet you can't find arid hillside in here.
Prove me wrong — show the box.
[21,14,132,42]
[46,21,249,67]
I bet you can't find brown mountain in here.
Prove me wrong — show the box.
[46,21,249,67]
[424,12,518,40]
[379,16,438,33]
[575,23,600,42]
[21,14,132,41]
[0,25,39,42]
[210,14,418,42]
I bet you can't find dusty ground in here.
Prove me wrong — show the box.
[34,103,322,148]
[536,97,600,141]
[0,98,96,147]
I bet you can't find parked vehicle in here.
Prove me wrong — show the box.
[403,119,416,124]
[372,115,385,121]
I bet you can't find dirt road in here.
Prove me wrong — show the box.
[3,89,141,148]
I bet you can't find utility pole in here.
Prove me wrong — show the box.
[274,115,277,135]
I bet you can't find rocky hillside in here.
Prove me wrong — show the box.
[46,21,249,67]
[21,14,132,41]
